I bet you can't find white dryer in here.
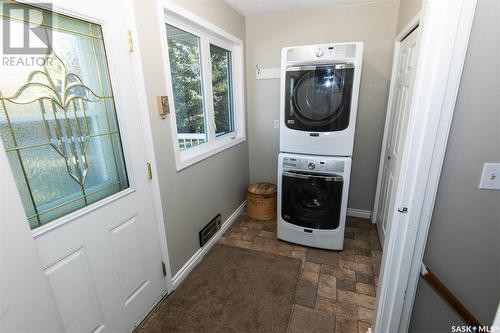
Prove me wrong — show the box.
[277,153,351,250]
[279,42,363,156]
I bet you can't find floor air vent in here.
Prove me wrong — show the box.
[199,214,222,247]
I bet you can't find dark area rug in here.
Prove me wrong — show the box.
[136,244,302,333]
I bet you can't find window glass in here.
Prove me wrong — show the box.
[210,44,234,137]
[0,3,129,229]
[166,24,207,150]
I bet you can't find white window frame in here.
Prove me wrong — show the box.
[161,2,245,171]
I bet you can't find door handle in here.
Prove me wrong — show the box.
[398,207,408,213]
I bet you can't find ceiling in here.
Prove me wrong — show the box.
[224,0,375,17]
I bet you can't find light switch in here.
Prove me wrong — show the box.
[479,163,500,190]
[274,120,280,129]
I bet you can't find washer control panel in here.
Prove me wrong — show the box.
[286,43,357,62]
[283,157,344,173]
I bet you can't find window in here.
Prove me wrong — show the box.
[210,44,234,137]
[164,13,245,170]
[166,24,207,150]
[0,3,129,229]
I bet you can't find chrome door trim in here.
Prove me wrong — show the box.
[286,63,355,72]
[282,170,344,182]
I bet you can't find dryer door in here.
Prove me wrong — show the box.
[285,64,354,132]
[281,170,343,230]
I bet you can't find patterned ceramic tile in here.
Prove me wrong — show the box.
[218,213,383,332]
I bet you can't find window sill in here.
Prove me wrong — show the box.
[175,136,246,171]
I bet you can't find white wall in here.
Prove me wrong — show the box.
[245,0,400,211]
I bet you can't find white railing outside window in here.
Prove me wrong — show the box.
[177,133,207,150]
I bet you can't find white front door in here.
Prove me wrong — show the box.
[375,27,420,245]
[0,1,166,331]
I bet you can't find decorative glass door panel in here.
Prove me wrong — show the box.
[0,2,129,229]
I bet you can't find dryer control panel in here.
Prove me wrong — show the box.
[282,156,344,173]
[285,43,358,63]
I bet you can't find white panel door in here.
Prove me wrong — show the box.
[0,0,166,331]
[376,27,420,245]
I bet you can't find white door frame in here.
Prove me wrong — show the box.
[372,0,478,332]
[124,2,174,295]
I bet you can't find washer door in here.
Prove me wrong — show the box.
[285,65,354,132]
[281,171,343,230]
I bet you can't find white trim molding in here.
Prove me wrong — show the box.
[171,201,246,289]
[372,0,478,332]
[347,208,372,220]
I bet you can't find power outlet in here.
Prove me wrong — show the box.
[479,163,500,190]
[274,120,280,129]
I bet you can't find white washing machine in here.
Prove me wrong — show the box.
[279,42,363,156]
[277,153,351,250]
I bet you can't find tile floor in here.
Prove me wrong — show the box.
[219,212,382,333]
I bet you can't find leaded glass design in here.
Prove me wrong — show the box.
[0,2,129,229]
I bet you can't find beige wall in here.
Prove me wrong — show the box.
[409,0,500,329]
[245,0,400,211]
[133,0,248,275]
[173,0,245,40]
[396,0,423,34]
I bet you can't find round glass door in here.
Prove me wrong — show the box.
[281,171,343,230]
[291,179,331,218]
[293,68,344,126]
[284,65,355,132]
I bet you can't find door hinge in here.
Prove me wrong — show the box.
[127,30,134,52]
[161,262,167,277]
[398,206,409,214]
[146,162,153,180]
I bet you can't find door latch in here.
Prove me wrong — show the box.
[146,162,153,180]
[127,30,133,52]
[398,207,409,214]
[161,262,167,277]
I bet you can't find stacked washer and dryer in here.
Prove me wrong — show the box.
[277,42,364,250]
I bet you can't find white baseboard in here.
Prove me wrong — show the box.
[171,200,247,289]
[347,208,372,220]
